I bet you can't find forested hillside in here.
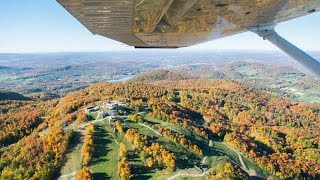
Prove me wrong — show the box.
[0,79,319,179]
[0,91,31,101]
[130,69,195,83]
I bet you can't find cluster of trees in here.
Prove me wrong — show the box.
[148,98,192,128]
[123,128,176,172]
[119,143,127,158]
[208,123,226,139]
[129,99,143,112]
[156,126,203,156]
[82,124,95,166]
[130,69,192,83]
[89,82,168,101]
[0,100,51,146]
[128,113,143,122]
[117,143,131,180]
[147,98,210,141]
[77,112,87,123]
[193,126,208,139]
[0,127,72,179]
[0,109,41,146]
[160,80,320,179]
[207,161,249,180]
[125,129,147,149]
[118,157,131,180]
[140,142,176,171]
[224,133,257,156]
[147,97,212,149]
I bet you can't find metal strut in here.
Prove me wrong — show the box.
[252,25,320,76]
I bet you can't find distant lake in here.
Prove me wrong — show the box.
[108,75,135,83]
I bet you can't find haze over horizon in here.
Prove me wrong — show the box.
[1,0,320,53]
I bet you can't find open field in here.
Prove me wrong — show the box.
[90,121,120,179]
[60,131,83,176]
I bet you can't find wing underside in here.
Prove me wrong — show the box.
[57,0,320,48]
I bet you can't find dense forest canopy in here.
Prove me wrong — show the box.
[0,78,319,179]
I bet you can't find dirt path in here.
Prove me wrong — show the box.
[222,143,248,170]
[222,142,264,178]
[139,122,162,136]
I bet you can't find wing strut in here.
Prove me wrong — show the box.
[252,25,320,76]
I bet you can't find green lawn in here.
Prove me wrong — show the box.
[87,112,98,120]
[90,121,120,180]
[240,154,268,176]
[60,133,83,175]
[123,121,158,137]
[211,142,240,164]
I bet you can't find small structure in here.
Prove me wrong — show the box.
[108,115,118,124]
[84,106,99,113]
[103,102,119,110]
[102,112,109,118]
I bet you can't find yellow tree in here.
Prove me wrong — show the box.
[76,166,93,180]
[209,167,216,175]
[118,158,131,180]
[146,157,154,168]
[115,121,123,134]
[119,143,127,158]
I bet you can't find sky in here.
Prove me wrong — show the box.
[0,0,319,53]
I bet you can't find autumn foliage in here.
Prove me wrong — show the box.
[0,79,319,179]
[140,142,176,171]
[0,127,72,179]
[118,158,131,180]
[76,166,93,180]
[82,123,95,166]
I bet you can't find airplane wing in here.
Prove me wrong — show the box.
[57,0,320,76]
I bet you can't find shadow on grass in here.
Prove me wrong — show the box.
[90,124,115,179]
[127,150,143,164]
[67,131,82,152]
[158,140,200,169]
[121,106,135,114]
[90,125,113,165]
[126,150,153,179]
[183,132,219,157]
[131,165,152,180]
[92,172,111,180]
[143,119,160,126]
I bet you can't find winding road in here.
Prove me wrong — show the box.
[139,122,162,136]
[222,142,264,178]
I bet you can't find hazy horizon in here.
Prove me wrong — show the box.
[1,0,320,53]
